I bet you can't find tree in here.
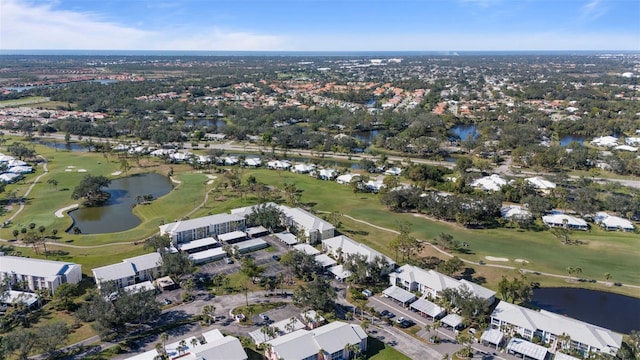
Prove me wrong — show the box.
[388,221,421,262]
[202,305,216,325]
[497,276,533,304]
[71,174,111,205]
[550,219,572,245]
[240,257,265,283]
[47,178,59,190]
[36,321,69,357]
[293,275,336,311]
[53,282,78,311]
[119,159,132,175]
[281,250,320,281]
[439,256,464,276]
[245,203,285,232]
[343,253,369,286]
[144,234,172,253]
[161,252,194,283]
[6,328,37,360]
[6,142,35,160]
[604,273,612,282]
[11,229,18,240]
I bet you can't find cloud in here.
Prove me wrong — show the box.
[580,0,607,20]
[0,0,287,50]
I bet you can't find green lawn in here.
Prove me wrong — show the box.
[0,96,49,108]
[367,336,412,360]
[1,138,639,293]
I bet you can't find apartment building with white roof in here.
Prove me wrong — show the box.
[92,252,163,290]
[490,301,622,356]
[0,255,82,294]
[265,321,367,360]
[159,213,246,245]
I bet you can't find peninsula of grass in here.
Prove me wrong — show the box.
[1,138,638,295]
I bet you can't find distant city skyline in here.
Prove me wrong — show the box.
[1,0,639,51]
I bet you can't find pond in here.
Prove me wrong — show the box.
[33,140,91,152]
[450,124,478,140]
[185,119,227,128]
[559,135,585,147]
[67,173,173,234]
[528,287,640,334]
[353,129,380,144]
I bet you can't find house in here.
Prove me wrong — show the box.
[313,168,337,180]
[159,213,246,245]
[7,166,34,174]
[389,264,496,304]
[593,212,634,232]
[336,173,360,184]
[322,235,395,273]
[244,157,262,167]
[92,252,162,290]
[590,136,619,148]
[490,301,622,356]
[291,163,315,174]
[0,255,82,294]
[542,214,588,230]
[501,205,532,221]
[249,317,306,344]
[0,173,22,183]
[384,167,402,176]
[471,174,507,191]
[267,160,292,170]
[365,179,386,193]
[265,321,367,360]
[125,329,247,360]
[525,177,556,193]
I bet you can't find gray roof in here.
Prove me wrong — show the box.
[275,232,298,245]
[507,338,549,360]
[160,213,244,235]
[409,298,445,318]
[195,336,248,360]
[282,206,335,233]
[235,238,268,252]
[315,254,337,268]
[491,301,623,353]
[312,321,367,354]
[383,285,417,304]
[0,256,79,281]
[93,262,135,282]
[323,235,394,265]
[178,237,219,251]
[126,252,162,272]
[481,329,504,345]
[268,331,318,360]
[217,230,246,242]
[293,243,320,255]
[441,313,464,328]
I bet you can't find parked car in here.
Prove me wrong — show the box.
[272,255,281,261]
[379,309,390,317]
[259,313,269,321]
[224,257,233,264]
[395,317,406,323]
[385,312,396,319]
[163,298,172,305]
[362,289,373,297]
[399,319,415,328]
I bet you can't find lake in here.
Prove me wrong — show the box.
[353,129,380,144]
[529,287,640,334]
[33,140,91,152]
[67,173,173,234]
[450,124,478,140]
[559,135,585,147]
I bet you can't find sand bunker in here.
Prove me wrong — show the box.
[485,256,509,262]
[206,175,217,179]
[111,171,122,176]
[77,169,87,172]
[54,204,79,218]
[515,259,529,263]
[207,180,215,185]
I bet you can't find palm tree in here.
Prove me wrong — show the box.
[154,342,165,359]
[178,339,187,355]
[604,273,612,282]
[190,337,198,349]
[160,332,169,355]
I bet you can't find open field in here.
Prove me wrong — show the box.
[0,137,638,296]
[0,96,50,108]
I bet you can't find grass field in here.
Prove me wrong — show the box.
[0,136,638,296]
[0,96,50,108]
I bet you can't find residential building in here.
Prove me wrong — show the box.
[92,252,162,290]
[159,213,246,245]
[322,235,395,273]
[265,321,367,360]
[525,177,556,193]
[389,264,496,304]
[490,301,622,356]
[0,255,82,294]
[542,214,588,230]
[126,329,247,360]
[471,174,507,191]
[593,212,634,231]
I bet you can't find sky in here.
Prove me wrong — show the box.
[1,0,639,51]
